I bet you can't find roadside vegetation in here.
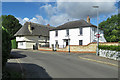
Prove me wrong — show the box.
[1,15,22,79]
[98,45,120,51]
[99,14,120,42]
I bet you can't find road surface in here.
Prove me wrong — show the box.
[8,49,118,79]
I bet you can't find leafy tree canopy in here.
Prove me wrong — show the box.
[99,14,120,42]
[1,15,22,39]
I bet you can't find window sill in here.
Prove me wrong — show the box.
[78,35,83,36]
[65,35,70,37]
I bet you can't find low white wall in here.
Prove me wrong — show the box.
[99,49,120,60]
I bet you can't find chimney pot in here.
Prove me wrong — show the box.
[47,24,50,26]
[87,16,90,23]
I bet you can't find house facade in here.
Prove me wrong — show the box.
[15,22,54,49]
[49,16,106,48]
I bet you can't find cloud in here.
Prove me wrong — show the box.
[40,4,57,17]
[16,0,118,27]
[39,1,117,26]
[16,15,47,25]
[49,14,79,26]
[56,1,117,19]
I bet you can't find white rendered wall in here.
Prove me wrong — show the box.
[16,36,48,49]
[18,42,26,49]
[90,27,106,42]
[26,42,35,49]
[50,27,91,48]
[16,36,48,43]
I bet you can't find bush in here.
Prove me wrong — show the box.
[98,45,120,51]
[2,26,11,67]
[11,39,17,49]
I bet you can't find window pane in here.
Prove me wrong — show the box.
[55,31,58,36]
[79,40,83,45]
[66,29,69,36]
[79,28,83,35]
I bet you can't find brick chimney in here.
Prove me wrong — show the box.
[28,22,32,34]
[47,24,50,26]
[87,16,90,23]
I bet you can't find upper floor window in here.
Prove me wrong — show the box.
[55,30,58,36]
[66,29,69,36]
[79,28,83,35]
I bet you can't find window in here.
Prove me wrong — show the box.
[55,30,58,36]
[31,27,34,30]
[66,29,69,36]
[20,42,23,46]
[55,40,58,45]
[38,36,41,38]
[79,28,83,35]
[93,28,96,34]
[79,40,83,45]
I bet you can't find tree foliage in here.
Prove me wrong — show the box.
[1,15,22,39]
[2,26,11,67]
[99,14,120,42]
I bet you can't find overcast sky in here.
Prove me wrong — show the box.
[2,0,119,27]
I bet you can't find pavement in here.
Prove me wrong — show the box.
[6,49,119,79]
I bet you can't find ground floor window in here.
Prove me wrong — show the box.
[55,40,58,46]
[20,42,23,46]
[79,40,83,45]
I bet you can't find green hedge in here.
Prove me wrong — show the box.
[2,26,11,67]
[11,39,17,49]
[98,45,120,51]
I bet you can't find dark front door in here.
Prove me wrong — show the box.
[66,40,68,46]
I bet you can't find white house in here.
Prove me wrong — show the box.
[15,22,54,49]
[49,16,106,48]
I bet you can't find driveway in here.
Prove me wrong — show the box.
[7,49,118,79]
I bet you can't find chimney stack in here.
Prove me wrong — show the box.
[28,22,32,34]
[87,16,90,23]
[47,24,50,26]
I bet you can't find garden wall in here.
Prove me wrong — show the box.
[38,42,119,53]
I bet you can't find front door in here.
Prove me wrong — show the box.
[66,40,68,46]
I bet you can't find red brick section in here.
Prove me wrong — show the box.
[38,49,52,51]
[70,42,119,46]
[38,49,96,53]
[56,50,96,53]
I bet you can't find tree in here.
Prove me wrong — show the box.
[99,14,120,42]
[1,15,22,39]
[2,26,11,67]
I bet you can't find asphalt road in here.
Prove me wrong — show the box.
[10,49,118,79]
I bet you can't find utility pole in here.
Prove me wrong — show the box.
[92,6,99,56]
[68,19,70,53]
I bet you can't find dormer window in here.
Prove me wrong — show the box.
[31,27,34,30]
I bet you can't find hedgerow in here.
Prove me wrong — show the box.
[98,45,120,51]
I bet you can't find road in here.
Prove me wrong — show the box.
[9,49,118,79]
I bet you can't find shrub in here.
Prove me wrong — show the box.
[98,45,120,51]
[11,39,17,49]
[2,26,11,67]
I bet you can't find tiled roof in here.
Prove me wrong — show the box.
[50,19,97,31]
